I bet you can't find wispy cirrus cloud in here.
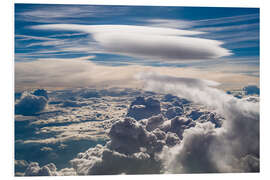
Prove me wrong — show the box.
[192,13,259,26]
[16,4,130,23]
[140,13,259,46]
[194,23,259,32]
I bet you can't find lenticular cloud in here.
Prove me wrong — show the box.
[137,72,259,173]
[33,24,232,61]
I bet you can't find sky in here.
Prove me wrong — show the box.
[13,3,261,176]
[14,4,260,91]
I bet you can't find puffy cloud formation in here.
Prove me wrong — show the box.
[243,85,260,95]
[160,122,221,173]
[137,72,259,173]
[146,114,165,131]
[70,145,161,175]
[165,106,184,120]
[33,89,49,100]
[24,162,76,176]
[198,112,223,128]
[58,100,200,175]
[24,162,58,176]
[127,97,161,120]
[187,110,204,120]
[15,90,48,116]
[166,117,196,139]
[108,117,165,155]
[165,132,181,147]
[68,117,167,175]
[20,84,258,175]
[33,24,232,61]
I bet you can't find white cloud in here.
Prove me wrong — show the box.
[33,24,232,61]
[137,72,259,173]
[136,19,196,29]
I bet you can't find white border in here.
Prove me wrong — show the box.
[2,0,270,180]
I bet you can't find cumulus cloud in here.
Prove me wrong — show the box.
[165,106,184,120]
[70,145,161,175]
[137,72,259,173]
[33,24,232,61]
[66,117,167,175]
[127,96,161,120]
[24,162,58,176]
[33,89,49,100]
[108,117,164,155]
[55,99,203,176]
[24,162,76,176]
[19,84,259,175]
[15,91,48,116]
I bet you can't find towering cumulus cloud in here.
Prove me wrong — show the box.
[137,72,259,173]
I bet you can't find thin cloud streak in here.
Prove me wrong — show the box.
[195,23,259,32]
[192,13,259,26]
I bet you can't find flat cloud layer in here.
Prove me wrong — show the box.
[33,24,232,60]
[15,57,258,91]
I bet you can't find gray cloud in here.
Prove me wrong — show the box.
[15,92,48,116]
[24,162,58,176]
[33,89,49,100]
[137,72,259,173]
[24,162,76,176]
[70,145,161,175]
[68,117,167,175]
[127,96,161,120]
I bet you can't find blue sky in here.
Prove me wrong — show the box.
[14,4,260,90]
